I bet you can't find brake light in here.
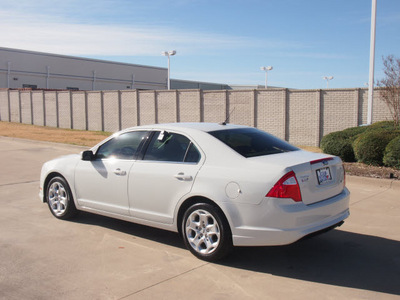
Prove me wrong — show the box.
[266,171,302,202]
[310,157,334,165]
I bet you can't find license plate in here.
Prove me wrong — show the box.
[316,167,332,185]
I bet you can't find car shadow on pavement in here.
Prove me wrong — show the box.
[72,212,185,249]
[220,229,400,296]
[70,213,399,295]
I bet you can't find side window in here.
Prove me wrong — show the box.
[184,143,201,163]
[144,131,200,163]
[96,131,148,160]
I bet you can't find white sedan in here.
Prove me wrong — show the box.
[39,123,350,261]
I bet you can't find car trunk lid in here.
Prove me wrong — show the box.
[249,151,345,205]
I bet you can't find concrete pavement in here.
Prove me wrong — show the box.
[0,136,399,299]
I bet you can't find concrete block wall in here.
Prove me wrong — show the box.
[103,91,119,132]
[58,92,71,129]
[256,89,286,139]
[121,90,138,129]
[156,90,177,124]
[44,92,57,127]
[20,91,32,124]
[178,90,201,122]
[72,92,86,130]
[138,91,156,125]
[228,90,255,127]
[373,89,394,123]
[87,91,102,131]
[0,88,393,146]
[287,90,319,146]
[9,90,20,123]
[32,91,45,126]
[321,89,359,136]
[0,90,9,121]
[203,91,226,123]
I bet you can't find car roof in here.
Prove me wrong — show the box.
[91,123,247,151]
[127,122,249,133]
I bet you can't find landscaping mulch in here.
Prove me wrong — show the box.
[344,162,400,180]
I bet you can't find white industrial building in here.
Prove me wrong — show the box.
[0,47,229,91]
[0,47,167,90]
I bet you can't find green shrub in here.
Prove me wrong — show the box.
[341,126,369,138]
[353,129,400,165]
[383,136,400,169]
[366,121,397,132]
[321,132,355,162]
[320,126,368,162]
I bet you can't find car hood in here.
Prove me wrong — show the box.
[46,153,81,164]
[41,154,81,174]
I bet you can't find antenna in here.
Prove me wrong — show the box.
[220,107,235,125]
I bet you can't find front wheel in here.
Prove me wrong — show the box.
[46,176,78,220]
[182,203,232,261]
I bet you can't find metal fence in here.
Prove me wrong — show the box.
[0,88,391,146]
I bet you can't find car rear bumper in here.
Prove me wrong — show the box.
[231,187,350,246]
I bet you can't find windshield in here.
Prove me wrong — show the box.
[209,128,299,158]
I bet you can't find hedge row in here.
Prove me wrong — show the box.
[321,121,400,169]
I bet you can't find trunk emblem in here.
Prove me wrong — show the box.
[300,175,309,183]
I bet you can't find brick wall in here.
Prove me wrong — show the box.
[0,88,393,146]
[256,89,286,139]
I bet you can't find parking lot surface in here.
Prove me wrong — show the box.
[1,136,399,299]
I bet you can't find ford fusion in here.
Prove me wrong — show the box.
[39,123,350,261]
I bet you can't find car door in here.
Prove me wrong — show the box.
[74,131,148,216]
[128,130,203,224]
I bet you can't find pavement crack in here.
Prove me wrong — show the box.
[0,180,39,187]
[350,182,394,206]
[118,262,209,299]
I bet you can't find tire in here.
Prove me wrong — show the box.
[46,176,78,220]
[182,203,232,262]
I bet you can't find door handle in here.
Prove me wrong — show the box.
[113,168,126,176]
[174,172,192,181]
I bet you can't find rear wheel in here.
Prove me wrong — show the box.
[182,203,232,261]
[46,176,78,220]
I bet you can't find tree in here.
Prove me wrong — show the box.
[377,55,400,128]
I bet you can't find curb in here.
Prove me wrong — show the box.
[347,175,400,190]
[0,136,88,150]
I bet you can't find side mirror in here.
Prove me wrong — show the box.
[82,150,95,161]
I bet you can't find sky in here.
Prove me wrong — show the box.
[1,0,400,89]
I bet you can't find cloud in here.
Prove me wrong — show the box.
[0,7,300,57]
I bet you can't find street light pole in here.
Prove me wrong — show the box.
[161,50,176,90]
[367,0,377,125]
[322,76,334,88]
[260,66,273,88]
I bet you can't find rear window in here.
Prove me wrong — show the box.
[209,128,299,158]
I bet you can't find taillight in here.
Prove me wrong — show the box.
[343,167,346,186]
[266,171,302,202]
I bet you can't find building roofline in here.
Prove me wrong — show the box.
[171,78,228,86]
[0,46,167,71]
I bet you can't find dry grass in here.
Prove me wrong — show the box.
[0,121,111,147]
[296,145,322,153]
[1,121,322,150]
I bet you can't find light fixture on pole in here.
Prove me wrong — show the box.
[322,76,334,88]
[260,66,273,88]
[161,50,176,90]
